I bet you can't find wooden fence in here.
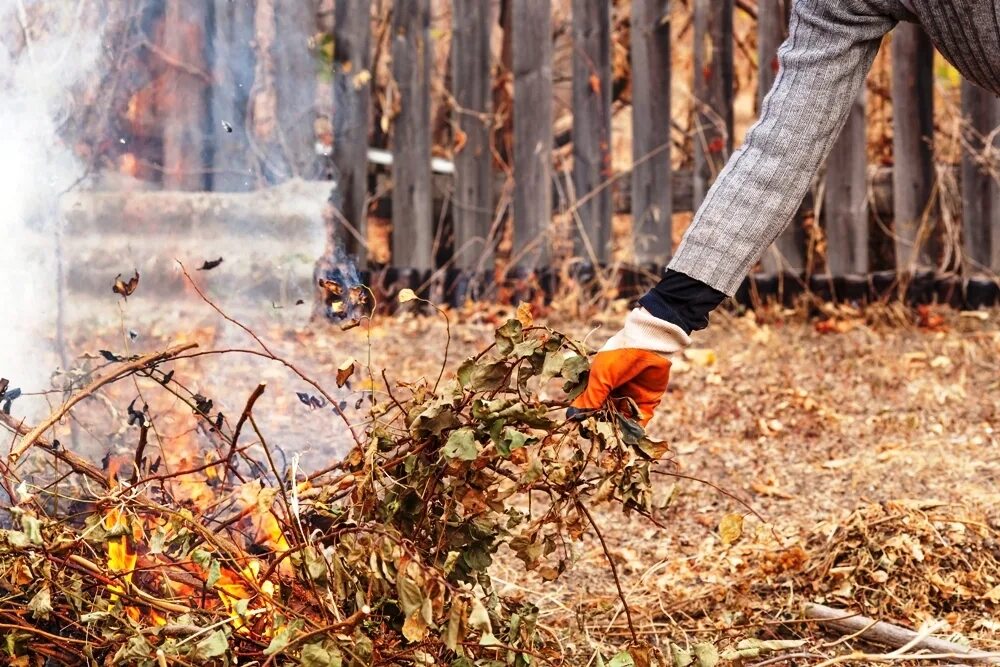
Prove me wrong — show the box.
[131,0,1000,307]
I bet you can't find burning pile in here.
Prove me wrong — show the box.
[0,313,672,665]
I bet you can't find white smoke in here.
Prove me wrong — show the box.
[0,1,104,418]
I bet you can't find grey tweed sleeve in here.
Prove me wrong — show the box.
[669,0,898,296]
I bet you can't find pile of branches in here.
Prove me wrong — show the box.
[0,309,674,665]
[801,500,1000,632]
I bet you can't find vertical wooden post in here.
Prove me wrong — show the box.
[824,92,868,275]
[251,0,319,182]
[391,0,434,271]
[512,0,553,270]
[692,0,734,209]
[571,0,612,262]
[630,0,671,267]
[333,0,372,264]
[757,0,804,274]
[162,0,210,191]
[891,23,936,274]
[452,0,493,271]
[210,0,256,191]
[274,2,320,179]
[961,81,1000,275]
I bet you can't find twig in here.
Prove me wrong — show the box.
[177,263,361,444]
[651,469,769,524]
[10,343,198,461]
[228,383,267,470]
[575,499,638,644]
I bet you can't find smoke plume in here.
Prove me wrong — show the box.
[0,1,104,419]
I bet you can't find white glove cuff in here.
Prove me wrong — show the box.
[599,308,692,355]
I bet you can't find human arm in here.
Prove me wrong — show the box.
[574,0,900,420]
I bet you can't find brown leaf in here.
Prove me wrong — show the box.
[112,270,140,299]
[336,358,356,388]
[515,302,533,328]
[402,610,428,642]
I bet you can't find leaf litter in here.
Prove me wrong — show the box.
[3,295,997,666]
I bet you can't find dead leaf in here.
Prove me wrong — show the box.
[336,359,356,388]
[398,288,418,304]
[402,610,428,642]
[515,302,533,328]
[198,257,224,271]
[112,270,140,299]
[718,513,744,546]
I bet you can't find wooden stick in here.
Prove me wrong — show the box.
[804,603,1000,664]
[10,343,198,461]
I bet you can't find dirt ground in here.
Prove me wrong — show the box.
[32,296,1000,664]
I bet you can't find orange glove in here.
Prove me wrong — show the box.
[572,308,691,425]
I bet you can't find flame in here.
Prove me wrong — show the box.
[104,508,139,620]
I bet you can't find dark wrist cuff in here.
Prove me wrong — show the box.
[638,269,727,334]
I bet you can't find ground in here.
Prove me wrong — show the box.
[29,295,1000,664]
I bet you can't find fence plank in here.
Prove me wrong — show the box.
[823,92,868,275]
[961,81,1000,275]
[250,0,320,182]
[275,2,321,179]
[452,0,493,271]
[571,0,612,262]
[210,0,256,191]
[630,0,672,266]
[891,23,936,274]
[333,0,372,264]
[391,0,434,271]
[692,0,734,209]
[162,0,210,191]
[757,0,804,274]
[512,0,553,270]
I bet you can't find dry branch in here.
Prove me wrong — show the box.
[10,343,198,460]
[804,603,1000,664]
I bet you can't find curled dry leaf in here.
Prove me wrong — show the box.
[336,358,356,388]
[112,270,140,299]
[398,288,418,303]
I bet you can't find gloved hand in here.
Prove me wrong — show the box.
[571,308,691,425]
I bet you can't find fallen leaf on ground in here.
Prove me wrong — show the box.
[718,513,744,546]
